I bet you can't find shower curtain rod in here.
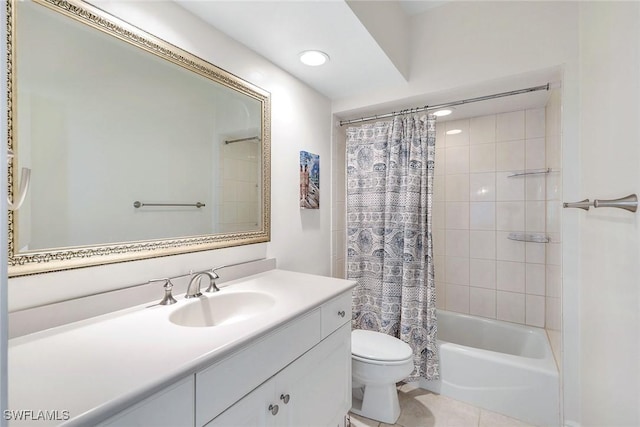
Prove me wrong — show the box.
[338,83,550,126]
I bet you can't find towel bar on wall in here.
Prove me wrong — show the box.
[133,201,205,208]
[563,194,637,213]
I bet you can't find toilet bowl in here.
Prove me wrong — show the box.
[351,329,414,424]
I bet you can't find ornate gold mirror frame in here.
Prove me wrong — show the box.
[7,0,271,277]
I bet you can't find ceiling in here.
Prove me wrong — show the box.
[175,0,554,122]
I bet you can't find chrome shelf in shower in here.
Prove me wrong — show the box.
[507,232,550,243]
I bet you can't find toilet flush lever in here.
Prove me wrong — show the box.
[338,310,346,318]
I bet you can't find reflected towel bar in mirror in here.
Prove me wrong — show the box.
[133,201,205,208]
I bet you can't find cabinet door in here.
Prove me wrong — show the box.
[205,380,276,427]
[98,376,194,427]
[276,323,351,427]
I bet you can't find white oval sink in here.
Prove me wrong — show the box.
[169,290,276,327]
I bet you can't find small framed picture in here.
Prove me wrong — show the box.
[300,151,319,209]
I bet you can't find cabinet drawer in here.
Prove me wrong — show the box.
[321,291,352,338]
[196,308,321,426]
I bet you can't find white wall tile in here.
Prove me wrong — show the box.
[496,201,525,231]
[436,281,446,310]
[525,242,546,264]
[526,294,545,327]
[470,115,496,145]
[525,108,546,139]
[470,202,495,230]
[470,287,496,319]
[445,230,469,258]
[445,174,470,201]
[547,242,562,266]
[446,284,470,314]
[546,171,562,201]
[546,264,562,298]
[470,144,496,172]
[497,260,525,292]
[496,172,525,200]
[445,256,469,286]
[434,176,445,202]
[435,255,445,283]
[545,296,561,331]
[496,140,525,171]
[496,110,525,142]
[433,228,445,256]
[445,120,470,147]
[546,200,562,233]
[470,259,496,289]
[525,263,546,295]
[435,148,446,176]
[470,230,496,259]
[497,291,525,324]
[525,175,546,200]
[546,133,562,170]
[436,123,446,147]
[525,137,546,169]
[432,202,445,230]
[496,231,525,261]
[445,146,470,174]
[525,201,546,232]
[470,173,496,201]
[446,202,469,230]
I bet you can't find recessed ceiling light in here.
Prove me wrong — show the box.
[299,50,329,66]
[446,129,462,135]
[433,109,453,117]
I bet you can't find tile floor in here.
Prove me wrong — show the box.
[348,383,536,427]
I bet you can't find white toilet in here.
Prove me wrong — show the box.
[351,329,414,424]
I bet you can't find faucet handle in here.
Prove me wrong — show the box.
[150,278,178,305]
[205,270,220,293]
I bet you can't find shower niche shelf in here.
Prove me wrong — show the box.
[507,168,551,178]
[507,232,550,243]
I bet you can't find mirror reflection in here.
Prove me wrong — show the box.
[9,0,270,274]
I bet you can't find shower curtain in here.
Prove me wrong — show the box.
[347,114,438,381]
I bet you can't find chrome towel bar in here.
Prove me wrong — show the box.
[563,194,637,213]
[134,201,205,208]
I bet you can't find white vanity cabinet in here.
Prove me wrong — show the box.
[201,292,352,427]
[97,376,195,427]
[207,323,351,427]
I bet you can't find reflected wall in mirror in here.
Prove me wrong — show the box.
[8,0,271,276]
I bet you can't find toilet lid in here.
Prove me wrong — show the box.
[351,329,413,362]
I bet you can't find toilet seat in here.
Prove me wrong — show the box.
[352,330,413,365]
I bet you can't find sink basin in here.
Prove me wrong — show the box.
[169,290,276,327]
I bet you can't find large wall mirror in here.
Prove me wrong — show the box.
[7,0,271,276]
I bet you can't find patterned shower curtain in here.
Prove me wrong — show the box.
[346,114,438,381]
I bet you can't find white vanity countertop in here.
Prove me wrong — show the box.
[8,269,356,426]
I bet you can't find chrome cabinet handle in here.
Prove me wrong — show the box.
[268,404,279,416]
[563,199,591,211]
[593,194,637,212]
[280,393,290,404]
[338,310,346,318]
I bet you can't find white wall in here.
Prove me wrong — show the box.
[8,0,332,311]
[577,2,640,425]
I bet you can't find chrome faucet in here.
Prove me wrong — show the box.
[185,270,220,299]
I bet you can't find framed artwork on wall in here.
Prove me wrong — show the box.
[300,151,319,209]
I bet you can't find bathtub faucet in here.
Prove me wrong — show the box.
[185,270,220,298]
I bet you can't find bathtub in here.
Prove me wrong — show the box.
[420,310,560,426]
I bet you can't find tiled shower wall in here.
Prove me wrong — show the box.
[433,108,550,327]
[332,102,562,331]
